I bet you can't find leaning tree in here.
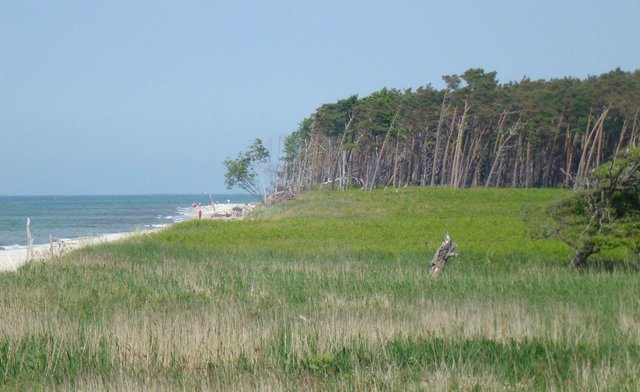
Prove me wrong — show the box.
[223,139,271,203]
[535,147,640,267]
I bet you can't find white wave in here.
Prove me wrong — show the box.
[1,244,26,250]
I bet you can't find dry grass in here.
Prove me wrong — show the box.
[1,188,639,390]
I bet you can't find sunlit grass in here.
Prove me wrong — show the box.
[1,187,639,390]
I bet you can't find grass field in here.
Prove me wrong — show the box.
[1,188,639,390]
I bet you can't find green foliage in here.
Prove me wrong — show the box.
[461,68,498,92]
[442,74,461,91]
[282,118,311,164]
[592,147,640,252]
[533,148,640,266]
[279,67,640,190]
[224,138,270,200]
[352,88,403,137]
[314,95,358,137]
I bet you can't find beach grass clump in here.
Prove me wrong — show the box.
[1,187,639,390]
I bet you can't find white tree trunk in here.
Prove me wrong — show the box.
[26,218,34,261]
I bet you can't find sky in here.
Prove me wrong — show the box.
[1,1,639,195]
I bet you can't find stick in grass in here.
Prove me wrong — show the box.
[429,234,458,277]
[26,218,34,261]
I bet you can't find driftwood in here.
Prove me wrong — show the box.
[264,191,294,205]
[429,234,458,277]
[26,218,34,261]
[49,235,70,258]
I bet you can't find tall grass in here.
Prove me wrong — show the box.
[1,187,638,390]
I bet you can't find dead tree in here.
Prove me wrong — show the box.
[49,235,69,258]
[26,218,34,261]
[429,234,458,277]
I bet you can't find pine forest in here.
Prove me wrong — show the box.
[279,68,640,192]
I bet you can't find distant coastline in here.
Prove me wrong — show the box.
[0,201,257,273]
[0,194,258,249]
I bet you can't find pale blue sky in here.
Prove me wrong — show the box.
[1,1,639,195]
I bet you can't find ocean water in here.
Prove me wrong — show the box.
[0,194,256,249]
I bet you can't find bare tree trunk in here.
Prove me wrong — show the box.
[512,132,523,187]
[429,234,458,277]
[575,110,594,187]
[408,132,419,185]
[614,118,629,158]
[430,92,448,186]
[26,218,34,261]
[440,106,458,186]
[525,140,532,188]
[575,107,610,188]
[329,117,353,190]
[485,112,513,187]
[486,131,514,188]
[370,112,398,189]
[564,130,577,187]
[450,101,469,188]
[542,129,560,187]
[630,108,639,147]
[596,116,604,168]
[582,107,610,186]
[391,125,402,188]
[462,129,484,187]
[418,128,430,186]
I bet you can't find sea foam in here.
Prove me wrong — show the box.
[1,244,26,250]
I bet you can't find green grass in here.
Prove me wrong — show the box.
[1,187,639,390]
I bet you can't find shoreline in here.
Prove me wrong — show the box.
[0,202,257,273]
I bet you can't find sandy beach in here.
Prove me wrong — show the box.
[0,202,257,273]
[182,202,256,221]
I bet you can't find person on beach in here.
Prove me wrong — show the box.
[198,209,202,220]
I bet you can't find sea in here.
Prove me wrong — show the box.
[0,194,257,249]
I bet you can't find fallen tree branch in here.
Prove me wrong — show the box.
[429,234,458,277]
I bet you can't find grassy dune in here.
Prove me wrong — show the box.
[1,188,639,390]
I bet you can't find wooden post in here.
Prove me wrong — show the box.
[429,234,458,277]
[26,218,34,261]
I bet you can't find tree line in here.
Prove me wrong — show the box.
[277,68,640,193]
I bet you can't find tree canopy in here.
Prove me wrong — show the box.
[224,139,270,201]
[533,147,640,267]
[275,68,640,194]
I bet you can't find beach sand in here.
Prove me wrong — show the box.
[184,202,256,220]
[0,202,257,273]
[0,232,137,273]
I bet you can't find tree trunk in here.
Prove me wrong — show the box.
[392,125,402,188]
[571,241,596,268]
[430,93,448,186]
[614,118,629,158]
[429,234,458,277]
[370,112,398,189]
[26,217,34,261]
[630,108,639,147]
[440,106,458,185]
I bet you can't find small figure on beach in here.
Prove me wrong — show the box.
[192,202,197,208]
[198,209,202,220]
